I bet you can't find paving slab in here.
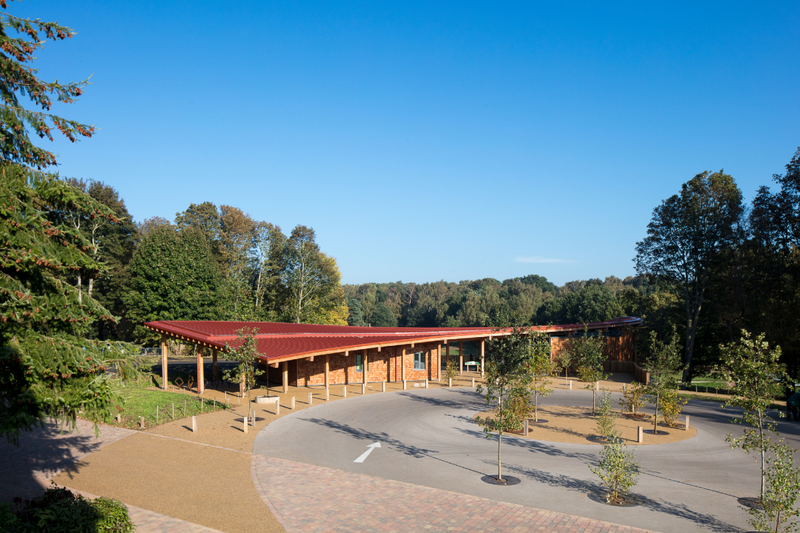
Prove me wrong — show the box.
[253,455,656,533]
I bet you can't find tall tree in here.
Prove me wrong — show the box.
[122,226,223,344]
[250,221,285,319]
[282,225,346,324]
[635,171,744,381]
[0,2,137,443]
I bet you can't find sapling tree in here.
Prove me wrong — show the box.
[659,389,689,427]
[619,382,647,416]
[643,330,684,433]
[747,442,800,533]
[566,329,608,415]
[528,331,553,422]
[595,390,618,441]
[719,330,788,502]
[223,328,264,422]
[476,326,532,483]
[589,438,640,505]
[556,349,573,381]
[444,357,458,384]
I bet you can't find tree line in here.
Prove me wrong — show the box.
[345,156,800,381]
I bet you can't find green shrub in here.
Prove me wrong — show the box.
[4,486,134,533]
[595,390,618,441]
[590,438,639,505]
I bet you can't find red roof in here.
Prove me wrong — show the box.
[144,317,642,363]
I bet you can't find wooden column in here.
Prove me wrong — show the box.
[196,348,204,394]
[363,352,368,385]
[459,340,464,375]
[434,345,439,381]
[480,340,485,377]
[282,361,288,393]
[446,342,450,368]
[212,348,219,382]
[325,353,330,388]
[160,334,168,390]
[401,347,406,382]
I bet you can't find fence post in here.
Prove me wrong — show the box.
[685,415,690,431]
[156,405,159,425]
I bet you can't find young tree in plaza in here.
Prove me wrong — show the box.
[565,329,607,415]
[719,330,788,502]
[223,328,264,423]
[642,330,684,434]
[528,331,553,422]
[476,326,533,483]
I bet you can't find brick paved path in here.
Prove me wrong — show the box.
[252,455,656,533]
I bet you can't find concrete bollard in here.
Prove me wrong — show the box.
[276,401,280,416]
[524,419,529,437]
[685,415,690,431]
[403,381,407,390]
[290,396,295,409]
[425,379,429,389]
[448,378,452,388]
[308,392,313,405]
[382,382,386,392]
[243,417,248,434]
[343,386,347,398]
[638,426,643,444]
[472,378,475,387]
[569,380,573,390]
[325,388,329,401]
[192,416,197,433]
[362,383,366,395]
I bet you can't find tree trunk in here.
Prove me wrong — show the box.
[497,430,503,482]
[653,393,660,433]
[682,283,705,383]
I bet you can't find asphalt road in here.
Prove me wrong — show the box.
[253,388,800,533]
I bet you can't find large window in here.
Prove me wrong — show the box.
[413,352,425,371]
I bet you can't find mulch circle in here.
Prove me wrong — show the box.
[624,413,649,419]
[643,429,669,435]
[530,419,548,424]
[587,491,641,507]
[235,417,266,423]
[738,497,763,510]
[481,475,521,486]
[586,435,615,443]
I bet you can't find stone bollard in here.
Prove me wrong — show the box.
[403,380,407,390]
[425,379,429,389]
[472,378,475,387]
[192,416,197,433]
[325,388,329,401]
[308,392,313,405]
[361,383,366,395]
[243,417,248,434]
[290,396,295,410]
[343,386,347,398]
[569,380,573,390]
[448,378,452,388]
[685,415,690,431]
[524,419,529,437]
[638,426,643,444]
[382,382,386,392]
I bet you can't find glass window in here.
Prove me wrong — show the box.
[413,352,425,370]
[356,353,368,372]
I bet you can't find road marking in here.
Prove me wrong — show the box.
[354,442,381,463]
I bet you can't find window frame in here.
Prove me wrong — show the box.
[413,352,426,371]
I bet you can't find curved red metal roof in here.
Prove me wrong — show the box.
[144,317,642,363]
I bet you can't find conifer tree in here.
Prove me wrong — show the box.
[0,2,136,444]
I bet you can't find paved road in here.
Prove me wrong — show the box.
[254,387,800,533]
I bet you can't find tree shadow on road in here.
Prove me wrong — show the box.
[453,426,598,462]
[299,417,485,475]
[493,461,741,533]
[396,389,486,410]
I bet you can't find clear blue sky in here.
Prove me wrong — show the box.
[17,1,800,286]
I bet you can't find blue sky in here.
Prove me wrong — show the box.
[15,1,800,286]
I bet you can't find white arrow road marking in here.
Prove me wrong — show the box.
[354,442,381,463]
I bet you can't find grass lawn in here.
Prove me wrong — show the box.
[108,385,231,429]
